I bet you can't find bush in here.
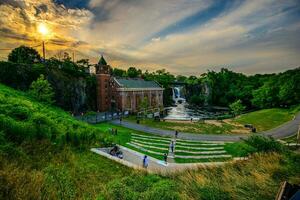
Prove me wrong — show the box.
[244,135,285,153]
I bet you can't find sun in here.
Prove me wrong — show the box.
[38,23,49,36]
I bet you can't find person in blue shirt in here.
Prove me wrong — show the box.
[143,155,149,168]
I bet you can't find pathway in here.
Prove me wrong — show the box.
[112,112,300,142]
[91,146,244,174]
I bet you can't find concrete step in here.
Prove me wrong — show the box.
[131,133,171,141]
[132,136,170,144]
[131,139,169,147]
[175,150,227,154]
[175,154,232,159]
[127,143,165,155]
[130,141,168,151]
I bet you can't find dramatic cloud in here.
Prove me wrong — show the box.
[0,0,299,74]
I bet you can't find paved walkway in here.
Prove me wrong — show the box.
[91,146,244,174]
[112,112,300,142]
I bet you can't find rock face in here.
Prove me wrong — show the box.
[202,81,211,106]
[47,69,96,113]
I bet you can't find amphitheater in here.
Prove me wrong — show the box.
[127,133,233,163]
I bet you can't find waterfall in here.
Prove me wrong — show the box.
[172,86,186,104]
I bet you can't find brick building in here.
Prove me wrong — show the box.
[96,55,164,112]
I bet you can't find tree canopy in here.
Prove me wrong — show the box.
[8,45,41,64]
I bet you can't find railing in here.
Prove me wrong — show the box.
[75,111,129,124]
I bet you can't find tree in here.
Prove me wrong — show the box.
[190,95,205,106]
[8,45,41,64]
[29,74,54,104]
[251,81,279,108]
[139,97,149,111]
[229,99,246,116]
[112,68,126,77]
[127,67,141,78]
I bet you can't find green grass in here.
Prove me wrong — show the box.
[126,116,236,134]
[1,83,300,199]
[282,134,299,143]
[234,107,300,132]
[126,106,299,135]
[175,157,232,163]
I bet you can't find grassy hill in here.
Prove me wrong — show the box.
[234,107,300,132]
[0,83,300,200]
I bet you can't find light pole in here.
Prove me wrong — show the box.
[38,23,49,61]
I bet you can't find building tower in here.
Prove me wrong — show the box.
[96,55,112,112]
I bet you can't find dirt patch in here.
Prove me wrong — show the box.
[231,129,251,134]
[164,120,194,124]
[204,120,223,127]
[223,119,244,127]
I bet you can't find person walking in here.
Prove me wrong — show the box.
[170,141,174,153]
[163,153,168,164]
[143,155,149,168]
[175,130,178,138]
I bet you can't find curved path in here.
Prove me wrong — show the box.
[112,112,300,142]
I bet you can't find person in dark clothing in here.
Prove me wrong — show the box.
[175,130,178,138]
[163,153,168,164]
[170,141,174,153]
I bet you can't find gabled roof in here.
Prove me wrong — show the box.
[114,78,162,89]
[98,55,107,65]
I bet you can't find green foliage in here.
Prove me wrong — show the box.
[0,61,45,90]
[112,68,127,77]
[103,174,179,200]
[0,83,104,147]
[127,67,142,78]
[229,99,246,116]
[29,74,55,104]
[190,94,205,106]
[43,165,76,199]
[8,45,41,64]
[244,135,285,153]
[139,96,149,111]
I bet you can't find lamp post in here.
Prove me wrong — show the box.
[38,23,49,61]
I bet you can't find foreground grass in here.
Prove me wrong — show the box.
[1,140,300,200]
[234,107,300,132]
[1,83,300,199]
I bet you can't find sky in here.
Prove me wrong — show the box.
[0,0,300,75]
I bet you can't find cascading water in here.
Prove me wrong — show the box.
[172,87,186,104]
[164,86,192,120]
[164,86,227,120]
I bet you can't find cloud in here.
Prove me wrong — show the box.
[0,0,299,75]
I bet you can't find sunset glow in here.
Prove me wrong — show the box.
[38,23,49,37]
[0,0,300,75]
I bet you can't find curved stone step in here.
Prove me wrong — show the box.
[131,133,171,141]
[175,154,232,159]
[132,136,170,144]
[130,142,168,151]
[127,143,165,155]
[131,139,169,147]
[175,150,227,154]
[176,142,224,147]
[175,146,224,150]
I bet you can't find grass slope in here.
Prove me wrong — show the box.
[1,84,300,200]
[234,107,300,132]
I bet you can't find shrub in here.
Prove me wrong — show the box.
[244,135,285,153]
